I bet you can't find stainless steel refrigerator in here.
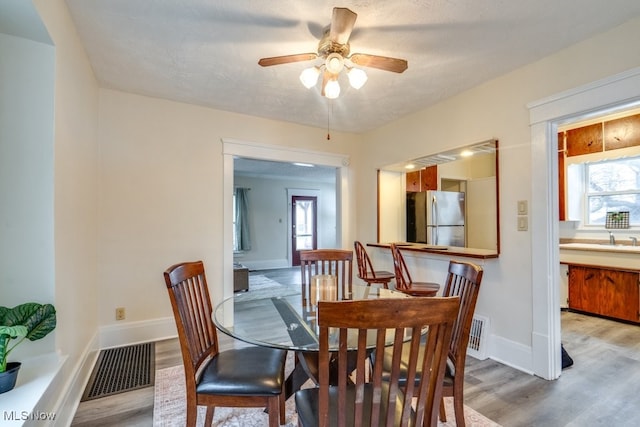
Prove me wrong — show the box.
[406,191,465,246]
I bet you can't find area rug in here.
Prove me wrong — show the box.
[235,274,299,302]
[249,274,283,289]
[153,365,501,426]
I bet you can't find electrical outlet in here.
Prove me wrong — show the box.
[115,307,125,321]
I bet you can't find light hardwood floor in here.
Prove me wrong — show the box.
[71,268,640,426]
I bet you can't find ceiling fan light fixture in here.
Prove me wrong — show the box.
[299,66,321,89]
[325,52,344,74]
[324,78,340,99]
[347,67,368,89]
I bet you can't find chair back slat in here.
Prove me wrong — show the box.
[300,249,353,302]
[390,243,412,290]
[354,241,375,279]
[316,296,459,427]
[164,261,218,377]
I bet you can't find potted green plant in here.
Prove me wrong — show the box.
[0,302,56,394]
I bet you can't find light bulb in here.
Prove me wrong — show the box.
[324,79,340,99]
[299,66,320,89]
[347,68,368,89]
[325,53,344,74]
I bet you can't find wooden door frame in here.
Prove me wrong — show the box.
[291,195,318,266]
[288,189,320,267]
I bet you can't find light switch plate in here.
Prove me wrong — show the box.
[517,200,528,215]
[518,216,528,231]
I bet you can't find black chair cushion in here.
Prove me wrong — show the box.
[196,346,286,396]
[295,383,418,427]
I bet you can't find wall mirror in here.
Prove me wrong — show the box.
[377,139,500,253]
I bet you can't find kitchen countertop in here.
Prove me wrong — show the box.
[559,241,640,270]
[367,242,499,259]
[559,242,640,253]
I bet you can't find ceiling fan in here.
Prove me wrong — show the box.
[258,7,408,99]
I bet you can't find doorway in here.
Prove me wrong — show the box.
[529,66,640,380]
[291,195,317,266]
[222,139,350,309]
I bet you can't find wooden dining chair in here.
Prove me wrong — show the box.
[377,260,484,427]
[390,243,441,296]
[300,249,353,305]
[298,249,354,384]
[294,296,460,427]
[163,261,287,427]
[354,240,395,288]
[438,260,484,425]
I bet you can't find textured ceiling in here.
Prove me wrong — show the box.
[64,0,640,134]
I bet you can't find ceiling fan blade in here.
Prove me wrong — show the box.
[258,53,317,67]
[349,53,408,73]
[329,7,357,44]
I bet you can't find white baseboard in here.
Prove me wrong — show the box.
[99,316,177,349]
[487,333,534,375]
[50,319,176,426]
[49,332,99,427]
[16,318,177,426]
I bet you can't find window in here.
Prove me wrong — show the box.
[585,156,640,226]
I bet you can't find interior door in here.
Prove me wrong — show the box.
[292,196,317,266]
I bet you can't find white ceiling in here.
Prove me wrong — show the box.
[64,0,640,134]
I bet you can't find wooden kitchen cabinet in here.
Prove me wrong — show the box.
[568,265,640,323]
[604,113,640,151]
[566,123,603,157]
[406,165,438,192]
[420,165,437,191]
[406,170,421,192]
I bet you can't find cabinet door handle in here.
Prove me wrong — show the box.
[605,275,615,284]
[585,273,595,280]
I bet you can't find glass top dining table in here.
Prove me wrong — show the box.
[213,280,413,352]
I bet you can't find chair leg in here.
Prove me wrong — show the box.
[439,397,447,422]
[268,395,280,427]
[453,380,466,427]
[279,388,286,425]
[186,401,199,427]
[204,406,215,426]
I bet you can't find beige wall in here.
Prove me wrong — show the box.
[0,33,55,357]
[97,89,360,327]
[356,16,640,355]
[10,0,640,419]
[16,0,101,420]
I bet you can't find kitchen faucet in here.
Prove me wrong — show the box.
[608,231,615,245]
[631,236,638,246]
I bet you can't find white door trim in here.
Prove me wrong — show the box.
[528,66,640,379]
[221,138,350,302]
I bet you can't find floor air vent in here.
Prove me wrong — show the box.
[467,315,489,360]
[81,342,155,401]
